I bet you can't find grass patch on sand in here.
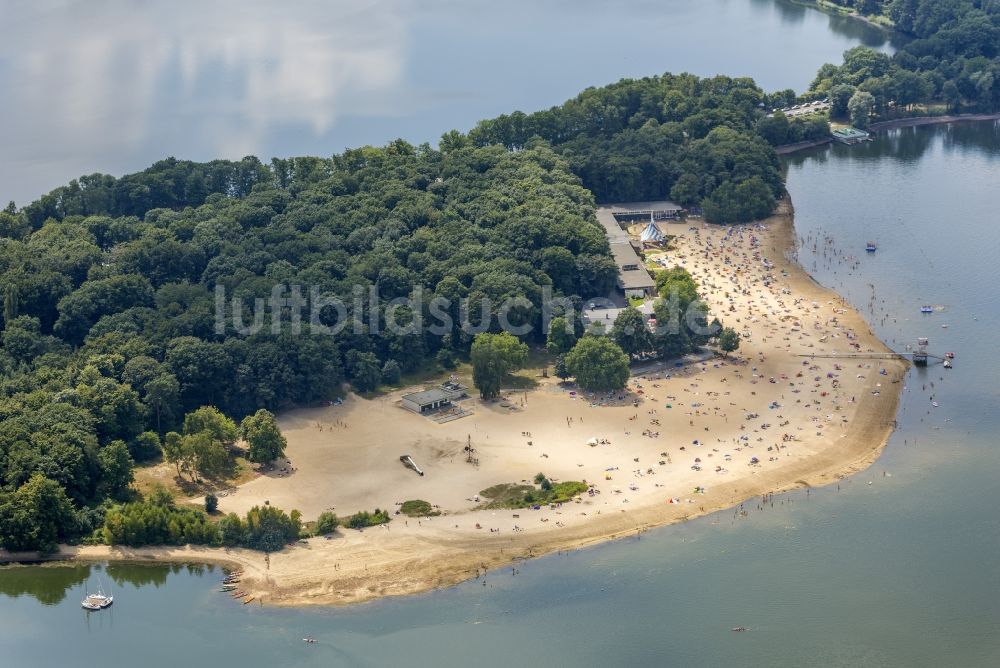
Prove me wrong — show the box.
[480,478,588,509]
[133,455,257,501]
[399,499,440,517]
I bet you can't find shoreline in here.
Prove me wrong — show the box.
[1,198,908,608]
[777,112,1000,155]
[867,112,1000,132]
[798,0,893,33]
[775,137,833,155]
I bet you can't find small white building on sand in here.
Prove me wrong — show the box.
[401,388,453,413]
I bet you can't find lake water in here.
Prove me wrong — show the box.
[0,0,898,206]
[4,3,1000,668]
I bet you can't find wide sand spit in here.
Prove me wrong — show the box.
[10,199,906,606]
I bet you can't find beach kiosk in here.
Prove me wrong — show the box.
[401,388,454,414]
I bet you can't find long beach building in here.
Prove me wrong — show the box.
[595,201,680,298]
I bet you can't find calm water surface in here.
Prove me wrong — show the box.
[0,0,897,204]
[3,124,998,668]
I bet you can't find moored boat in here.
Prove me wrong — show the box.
[81,579,113,610]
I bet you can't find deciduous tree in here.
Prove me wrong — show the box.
[565,337,630,393]
[240,409,287,464]
[471,333,529,400]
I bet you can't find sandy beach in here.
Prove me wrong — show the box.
[8,199,907,607]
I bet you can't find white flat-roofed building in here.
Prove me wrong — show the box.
[401,388,454,414]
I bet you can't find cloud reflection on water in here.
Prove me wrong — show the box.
[0,0,406,200]
[0,0,894,205]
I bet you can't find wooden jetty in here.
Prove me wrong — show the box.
[796,350,946,366]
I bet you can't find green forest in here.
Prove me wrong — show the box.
[1,1,998,552]
[812,0,999,124]
[465,73,787,211]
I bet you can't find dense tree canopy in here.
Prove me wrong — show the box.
[466,73,786,221]
[0,141,610,549]
[0,473,79,552]
[810,2,1000,114]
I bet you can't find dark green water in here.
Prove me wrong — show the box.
[3,124,998,668]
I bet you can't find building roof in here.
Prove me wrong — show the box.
[595,208,630,243]
[401,388,453,406]
[609,242,656,289]
[608,200,682,214]
[609,241,641,266]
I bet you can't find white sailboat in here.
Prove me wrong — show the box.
[81,576,114,610]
